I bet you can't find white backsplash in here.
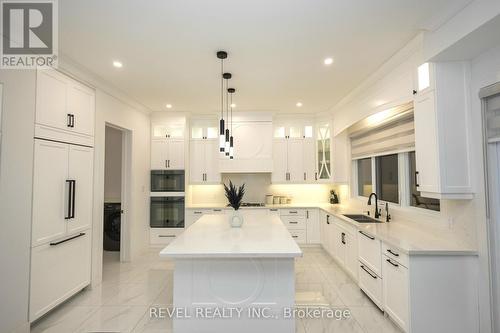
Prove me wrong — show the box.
[187,173,337,205]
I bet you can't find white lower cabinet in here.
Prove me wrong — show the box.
[305,209,320,244]
[30,232,91,321]
[358,261,383,309]
[280,209,307,244]
[383,254,409,332]
[329,218,358,281]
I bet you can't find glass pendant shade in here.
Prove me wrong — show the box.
[229,136,234,159]
[219,119,225,152]
[225,129,230,156]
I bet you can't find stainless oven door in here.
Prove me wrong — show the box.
[150,197,185,228]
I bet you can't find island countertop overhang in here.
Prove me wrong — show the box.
[159,214,303,259]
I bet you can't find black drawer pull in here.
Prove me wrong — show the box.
[289,211,298,214]
[292,235,299,238]
[387,249,399,257]
[289,221,298,224]
[194,211,203,214]
[50,232,85,246]
[386,258,399,267]
[359,230,375,240]
[158,235,176,238]
[213,209,222,212]
[360,265,377,279]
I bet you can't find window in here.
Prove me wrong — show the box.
[357,158,372,197]
[375,154,399,203]
[409,152,440,211]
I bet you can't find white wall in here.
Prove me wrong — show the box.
[92,90,150,283]
[467,43,500,333]
[0,70,36,333]
[104,126,122,203]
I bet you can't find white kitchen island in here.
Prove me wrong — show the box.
[160,213,302,333]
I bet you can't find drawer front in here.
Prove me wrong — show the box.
[358,230,382,276]
[358,262,383,309]
[150,228,183,245]
[268,208,280,215]
[382,243,409,268]
[289,229,307,244]
[30,231,91,321]
[280,209,306,217]
[280,215,306,229]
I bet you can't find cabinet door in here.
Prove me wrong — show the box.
[167,139,185,169]
[383,256,409,331]
[303,138,316,182]
[67,145,94,234]
[36,70,68,130]
[67,83,95,137]
[332,224,345,265]
[151,140,168,169]
[189,141,205,183]
[306,209,320,244]
[287,138,304,182]
[272,139,287,182]
[414,91,440,194]
[204,139,220,183]
[32,140,69,246]
[344,231,358,281]
[320,211,328,248]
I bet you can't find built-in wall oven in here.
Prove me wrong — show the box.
[150,170,185,228]
[151,170,185,193]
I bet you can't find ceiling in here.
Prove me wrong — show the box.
[59,0,472,114]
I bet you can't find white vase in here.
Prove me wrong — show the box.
[229,209,244,228]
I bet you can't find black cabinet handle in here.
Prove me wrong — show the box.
[289,221,298,224]
[386,258,399,267]
[292,235,299,238]
[306,210,309,219]
[304,172,306,181]
[341,232,346,245]
[360,265,377,279]
[70,180,76,218]
[193,211,203,214]
[413,89,417,95]
[289,211,298,214]
[71,114,75,127]
[359,230,375,240]
[415,171,420,187]
[65,180,72,219]
[50,232,85,246]
[387,249,399,257]
[315,172,318,180]
[67,114,71,127]
[158,235,176,238]
[326,215,330,224]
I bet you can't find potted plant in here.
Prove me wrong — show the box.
[224,181,245,227]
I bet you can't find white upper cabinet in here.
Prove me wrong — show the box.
[413,62,473,199]
[151,116,185,170]
[272,117,316,183]
[35,70,95,146]
[316,121,332,182]
[189,118,220,183]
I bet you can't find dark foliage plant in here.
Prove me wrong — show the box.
[224,181,245,210]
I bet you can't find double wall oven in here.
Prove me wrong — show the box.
[150,170,185,228]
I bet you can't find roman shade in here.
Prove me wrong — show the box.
[349,103,415,160]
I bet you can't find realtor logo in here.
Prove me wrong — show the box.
[1,0,58,68]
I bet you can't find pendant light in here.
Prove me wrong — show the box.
[223,72,232,156]
[228,88,235,159]
[217,51,227,152]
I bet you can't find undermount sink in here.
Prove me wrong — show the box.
[342,214,383,223]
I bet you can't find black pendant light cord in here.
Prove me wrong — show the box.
[230,93,233,133]
[221,59,224,122]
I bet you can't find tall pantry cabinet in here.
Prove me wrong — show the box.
[29,70,95,322]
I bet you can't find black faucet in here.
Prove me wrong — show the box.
[367,192,381,218]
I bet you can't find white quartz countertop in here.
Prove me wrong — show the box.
[185,203,477,256]
[160,214,303,259]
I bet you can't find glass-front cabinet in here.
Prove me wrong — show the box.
[316,121,332,181]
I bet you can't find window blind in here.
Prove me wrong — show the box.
[350,105,415,160]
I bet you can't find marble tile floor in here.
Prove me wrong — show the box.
[31,247,402,333]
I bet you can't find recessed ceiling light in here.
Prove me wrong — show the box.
[296,102,303,107]
[324,57,334,65]
[112,60,123,68]
[166,104,172,109]
[230,103,236,108]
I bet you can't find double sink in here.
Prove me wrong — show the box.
[342,214,383,224]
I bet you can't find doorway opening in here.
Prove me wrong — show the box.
[102,124,132,268]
